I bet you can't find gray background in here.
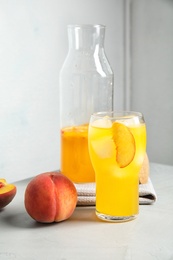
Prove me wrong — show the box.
[0,0,172,182]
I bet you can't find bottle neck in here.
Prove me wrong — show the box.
[67,24,105,51]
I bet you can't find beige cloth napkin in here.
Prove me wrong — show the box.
[74,178,157,206]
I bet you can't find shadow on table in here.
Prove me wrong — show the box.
[1,209,62,229]
[1,206,102,229]
[70,206,115,224]
[70,206,98,222]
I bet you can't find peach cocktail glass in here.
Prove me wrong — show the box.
[88,111,146,222]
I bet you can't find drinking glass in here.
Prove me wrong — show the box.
[88,111,146,222]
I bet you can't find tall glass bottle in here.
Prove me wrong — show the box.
[59,24,114,183]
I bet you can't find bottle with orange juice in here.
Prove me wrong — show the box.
[88,111,146,222]
[59,25,113,183]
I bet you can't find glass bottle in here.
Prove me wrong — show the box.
[59,24,114,183]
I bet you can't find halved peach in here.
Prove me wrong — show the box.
[112,122,136,168]
[0,179,17,209]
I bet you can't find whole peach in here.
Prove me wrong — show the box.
[24,171,77,223]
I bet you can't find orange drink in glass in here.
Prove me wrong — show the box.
[88,111,146,222]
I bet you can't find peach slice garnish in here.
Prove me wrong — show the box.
[112,122,136,168]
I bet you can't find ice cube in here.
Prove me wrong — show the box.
[92,116,112,128]
[117,115,140,126]
[92,138,115,159]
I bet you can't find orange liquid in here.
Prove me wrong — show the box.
[89,122,146,217]
[60,124,95,183]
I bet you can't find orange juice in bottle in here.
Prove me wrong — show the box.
[60,124,95,183]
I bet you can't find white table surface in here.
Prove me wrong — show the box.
[0,163,173,260]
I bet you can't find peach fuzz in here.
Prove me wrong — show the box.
[24,171,77,223]
[0,179,17,209]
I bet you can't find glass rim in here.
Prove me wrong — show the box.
[91,111,144,120]
[67,24,105,29]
